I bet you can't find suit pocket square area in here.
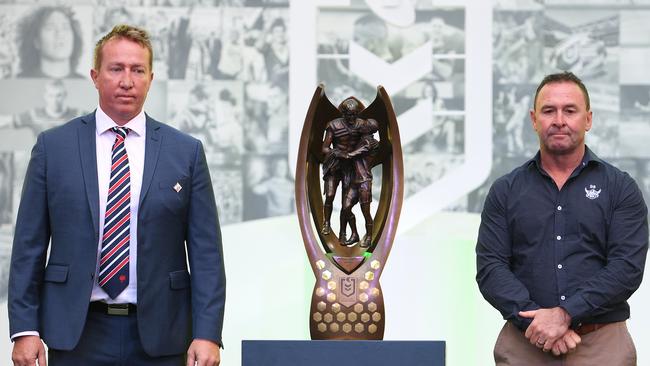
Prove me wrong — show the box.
[169,270,191,290]
[44,264,69,283]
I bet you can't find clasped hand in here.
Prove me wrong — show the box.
[519,307,582,356]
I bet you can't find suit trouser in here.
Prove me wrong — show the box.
[494,321,637,366]
[48,308,184,366]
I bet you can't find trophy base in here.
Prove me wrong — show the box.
[309,281,385,340]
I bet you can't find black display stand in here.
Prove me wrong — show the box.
[242,340,445,366]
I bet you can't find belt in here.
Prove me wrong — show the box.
[574,322,609,336]
[89,302,137,316]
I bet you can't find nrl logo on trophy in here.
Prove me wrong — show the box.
[295,84,403,340]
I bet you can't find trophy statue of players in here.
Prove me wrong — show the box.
[295,84,403,340]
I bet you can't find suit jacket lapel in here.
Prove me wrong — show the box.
[140,115,162,207]
[78,112,100,237]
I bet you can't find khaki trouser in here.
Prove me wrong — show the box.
[494,321,637,366]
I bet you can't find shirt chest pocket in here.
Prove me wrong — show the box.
[565,200,609,243]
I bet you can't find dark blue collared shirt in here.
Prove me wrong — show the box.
[476,147,648,330]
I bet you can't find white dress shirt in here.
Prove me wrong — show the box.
[90,106,145,304]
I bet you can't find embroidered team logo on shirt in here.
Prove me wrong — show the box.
[585,184,601,200]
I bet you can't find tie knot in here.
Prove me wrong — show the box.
[112,126,130,139]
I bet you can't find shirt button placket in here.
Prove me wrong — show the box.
[555,202,565,304]
[555,203,563,241]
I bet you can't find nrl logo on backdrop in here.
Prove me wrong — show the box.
[585,184,601,200]
[290,1,492,231]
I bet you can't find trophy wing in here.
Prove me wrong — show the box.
[359,86,399,167]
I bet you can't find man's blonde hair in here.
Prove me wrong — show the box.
[93,24,153,71]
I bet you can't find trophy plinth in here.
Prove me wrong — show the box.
[296,84,403,340]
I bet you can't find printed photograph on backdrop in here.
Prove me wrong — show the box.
[212,167,244,224]
[0,4,93,79]
[402,114,465,198]
[0,153,13,226]
[618,121,650,158]
[544,0,635,5]
[466,155,527,213]
[0,79,94,143]
[94,6,289,81]
[0,244,9,302]
[619,10,650,46]
[317,5,465,104]
[92,0,284,7]
[243,154,294,220]
[168,80,245,165]
[589,109,620,158]
[542,9,619,83]
[243,82,288,155]
[620,85,650,120]
[493,0,543,10]
[640,159,650,205]
[0,152,14,302]
[586,82,620,158]
[492,83,537,159]
[493,10,544,84]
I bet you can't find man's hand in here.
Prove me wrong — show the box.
[12,335,46,366]
[186,339,220,366]
[519,307,571,352]
[550,329,581,356]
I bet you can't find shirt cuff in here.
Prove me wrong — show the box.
[561,295,590,327]
[512,316,534,331]
[11,331,40,342]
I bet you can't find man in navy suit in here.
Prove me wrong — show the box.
[9,24,225,366]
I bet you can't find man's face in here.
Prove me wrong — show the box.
[270,25,286,44]
[530,81,592,155]
[91,38,153,125]
[37,11,74,62]
[43,83,66,111]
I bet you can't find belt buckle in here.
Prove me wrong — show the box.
[107,304,129,316]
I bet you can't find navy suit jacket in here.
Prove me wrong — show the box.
[8,113,226,356]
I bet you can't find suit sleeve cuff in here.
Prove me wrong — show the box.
[11,331,40,342]
[194,337,224,349]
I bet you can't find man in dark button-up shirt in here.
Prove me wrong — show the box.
[477,71,648,365]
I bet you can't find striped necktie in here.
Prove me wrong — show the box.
[99,126,131,299]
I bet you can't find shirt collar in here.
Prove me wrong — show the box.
[528,145,602,172]
[95,106,146,137]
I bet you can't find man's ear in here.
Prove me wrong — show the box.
[529,109,537,132]
[90,68,98,88]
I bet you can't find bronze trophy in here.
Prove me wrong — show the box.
[295,85,403,340]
